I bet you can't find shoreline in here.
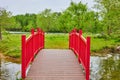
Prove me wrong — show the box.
[91,46,120,56]
[0,53,21,63]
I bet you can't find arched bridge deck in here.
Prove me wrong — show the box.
[26,49,85,80]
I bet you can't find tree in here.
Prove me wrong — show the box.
[0,8,12,40]
[36,9,59,32]
[58,1,99,33]
[38,9,52,31]
[94,0,120,35]
[14,13,37,31]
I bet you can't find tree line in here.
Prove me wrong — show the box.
[0,1,120,39]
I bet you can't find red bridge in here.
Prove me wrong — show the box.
[21,28,90,80]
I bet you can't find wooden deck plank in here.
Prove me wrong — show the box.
[25,49,85,80]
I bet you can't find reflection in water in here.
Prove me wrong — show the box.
[0,59,21,80]
[91,54,120,80]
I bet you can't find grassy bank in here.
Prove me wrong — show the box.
[0,33,119,58]
[0,33,21,58]
[91,37,120,55]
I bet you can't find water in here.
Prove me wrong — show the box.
[90,54,120,80]
[0,54,120,80]
[0,59,21,80]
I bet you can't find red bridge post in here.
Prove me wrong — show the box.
[22,35,26,78]
[86,37,90,80]
[43,31,45,48]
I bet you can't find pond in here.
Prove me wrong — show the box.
[0,58,21,80]
[0,54,120,80]
[91,54,120,80]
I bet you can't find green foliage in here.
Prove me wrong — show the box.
[8,1,101,33]
[0,7,13,39]
[55,1,100,33]
[91,37,115,52]
[13,13,37,31]
[1,1,120,35]
[36,9,62,32]
[94,0,120,35]
[0,8,12,27]
[0,33,21,58]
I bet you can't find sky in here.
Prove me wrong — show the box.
[0,0,95,15]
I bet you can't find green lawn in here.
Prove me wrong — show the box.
[91,38,116,51]
[45,33,68,49]
[0,33,119,58]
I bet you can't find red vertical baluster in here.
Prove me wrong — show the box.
[69,32,70,49]
[75,32,77,53]
[73,30,74,50]
[73,32,74,50]
[43,31,45,48]
[41,30,43,49]
[41,31,42,48]
[70,32,72,49]
[31,29,34,61]
[78,30,82,63]
[74,29,77,54]
[40,30,42,49]
[72,30,74,50]
[42,32,45,48]
[37,28,40,50]
[86,37,90,80]
[22,35,26,78]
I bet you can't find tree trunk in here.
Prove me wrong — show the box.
[0,26,2,40]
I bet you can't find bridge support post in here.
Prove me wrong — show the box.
[86,37,90,80]
[22,35,26,78]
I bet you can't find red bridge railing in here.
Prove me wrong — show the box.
[21,28,44,78]
[69,29,90,80]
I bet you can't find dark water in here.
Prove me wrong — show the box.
[0,54,120,80]
[91,54,120,80]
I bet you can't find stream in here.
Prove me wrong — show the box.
[0,54,120,80]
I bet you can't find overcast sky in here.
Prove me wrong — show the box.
[0,0,95,15]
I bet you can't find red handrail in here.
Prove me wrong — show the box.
[69,29,90,80]
[21,28,44,78]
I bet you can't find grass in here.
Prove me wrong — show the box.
[0,32,119,58]
[91,38,119,51]
[0,33,21,58]
[45,33,68,49]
